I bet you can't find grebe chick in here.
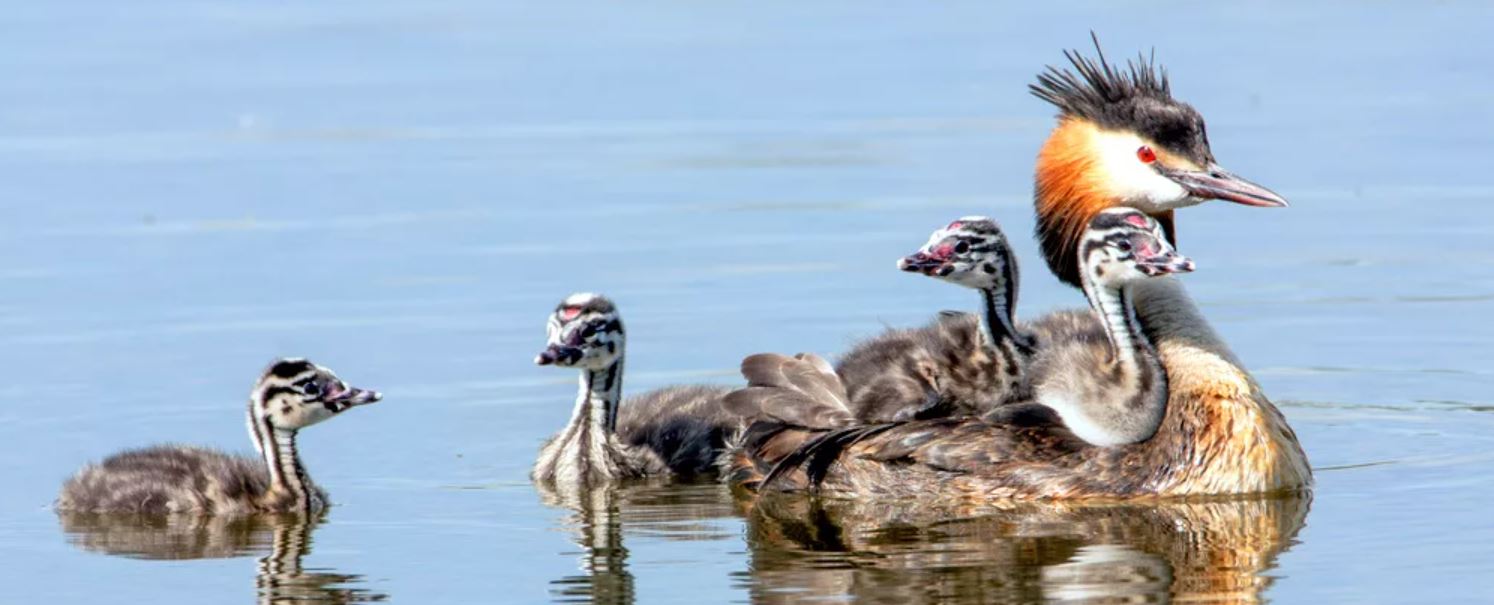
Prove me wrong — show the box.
[1003,208,1193,445]
[532,293,739,486]
[833,217,1032,422]
[56,359,381,515]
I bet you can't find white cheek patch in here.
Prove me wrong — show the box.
[1090,130,1189,210]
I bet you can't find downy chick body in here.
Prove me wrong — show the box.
[56,359,382,515]
[532,293,741,486]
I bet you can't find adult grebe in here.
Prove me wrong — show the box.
[726,39,1310,499]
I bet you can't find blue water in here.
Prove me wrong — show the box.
[3,2,1494,603]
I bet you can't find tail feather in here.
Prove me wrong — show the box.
[722,353,854,430]
[725,352,898,493]
[759,423,898,490]
[726,421,818,491]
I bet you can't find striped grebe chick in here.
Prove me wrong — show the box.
[532,293,740,486]
[56,359,381,515]
[832,217,1033,422]
[726,38,1309,499]
[997,208,1193,445]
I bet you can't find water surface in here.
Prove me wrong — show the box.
[3,2,1494,603]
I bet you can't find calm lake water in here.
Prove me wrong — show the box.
[4,2,1494,603]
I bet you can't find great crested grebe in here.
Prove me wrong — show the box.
[830,217,1033,423]
[531,293,741,485]
[725,39,1310,499]
[56,359,382,514]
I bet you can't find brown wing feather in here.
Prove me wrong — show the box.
[722,353,854,430]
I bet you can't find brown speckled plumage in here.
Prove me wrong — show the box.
[56,445,305,516]
[836,312,1028,422]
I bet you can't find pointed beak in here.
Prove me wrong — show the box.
[325,384,382,407]
[1138,252,1196,277]
[897,251,953,277]
[1162,163,1289,208]
[535,344,583,366]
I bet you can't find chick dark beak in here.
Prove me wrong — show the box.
[535,344,583,366]
[1162,163,1288,208]
[898,251,951,276]
[326,384,382,406]
[1138,252,1196,277]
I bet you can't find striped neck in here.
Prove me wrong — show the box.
[247,402,316,512]
[533,360,626,484]
[1083,278,1149,366]
[1083,274,1169,421]
[581,359,623,435]
[980,285,1033,354]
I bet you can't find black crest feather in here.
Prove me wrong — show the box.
[1030,33,1212,166]
[1030,33,1172,125]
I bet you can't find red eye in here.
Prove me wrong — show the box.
[1136,146,1157,164]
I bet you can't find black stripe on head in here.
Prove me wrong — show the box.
[266,359,316,379]
[1089,208,1149,232]
[949,218,1012,258]
[260,385,301,406]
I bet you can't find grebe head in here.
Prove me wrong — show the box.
[252,358,381,431]
[1081,208,1194,287]
[1030,34,1285,286]
[535,292,625,371]
[897,216,1015,291]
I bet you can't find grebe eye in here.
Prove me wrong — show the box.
[954,241,971,254]
[1136,146,1157,164]
[580,324,599,338]
[1116,240,1133,252]
[302,381,322,396]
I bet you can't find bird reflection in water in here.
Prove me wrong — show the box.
[738,493,1310,604]
[539,483,636,604]
[534,479,1305,603]
[57,511,386,604]
[537,480,740,605]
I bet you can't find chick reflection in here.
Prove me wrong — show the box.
[740,494,1309,604]
[538,481,740,604]
[539,484,636,604]
[58,511,385,604]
